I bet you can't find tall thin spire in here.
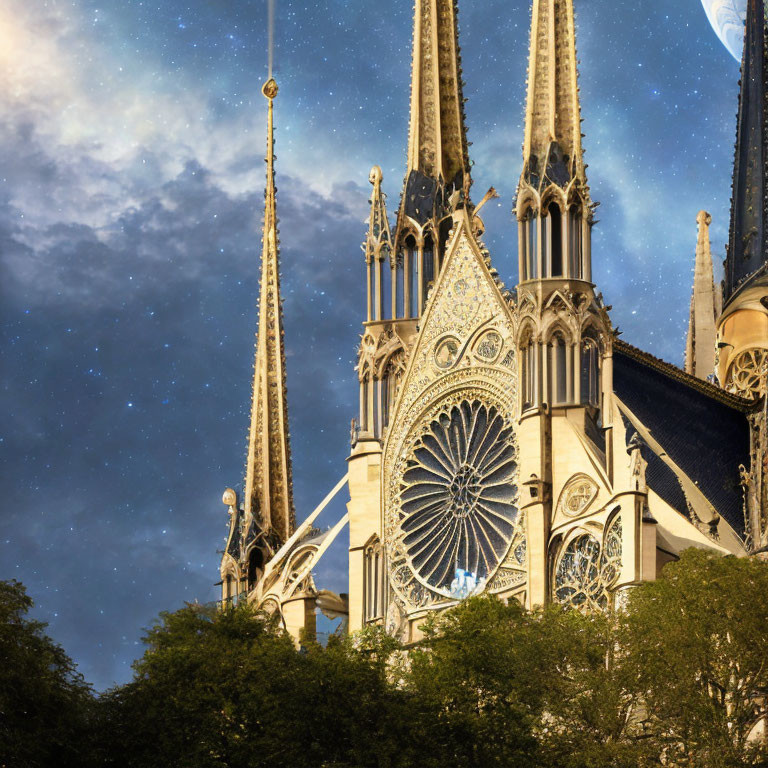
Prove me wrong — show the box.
[363,166,393,323]
[243,78,295,545]
[397,0,471,233]
[686,211,719,380]
[520,0,588,195]
[724,0,768,304]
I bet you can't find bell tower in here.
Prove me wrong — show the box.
[514,0,613,606]
[717,0,768,400]
[347,0,474,631]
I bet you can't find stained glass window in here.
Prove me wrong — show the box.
[399,400,519,593]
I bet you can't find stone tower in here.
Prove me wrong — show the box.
[346,0,475,632]
[514,0,613,605]
[718,0,768,399]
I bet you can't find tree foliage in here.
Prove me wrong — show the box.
[3,550,768,767]
[0,580,95,768]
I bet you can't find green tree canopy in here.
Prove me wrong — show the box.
[0,579,95,768]
[620,549,768,768]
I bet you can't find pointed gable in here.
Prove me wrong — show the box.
[382,211,525,611]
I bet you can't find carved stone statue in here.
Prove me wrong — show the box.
[627,433,648,494]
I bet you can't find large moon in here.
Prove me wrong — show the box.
[701,0,746,61]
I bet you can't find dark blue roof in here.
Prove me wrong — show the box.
[613,344,750,538]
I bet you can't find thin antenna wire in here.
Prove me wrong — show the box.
[267,0,275,78]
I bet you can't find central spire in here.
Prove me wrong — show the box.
[242,78,295,546]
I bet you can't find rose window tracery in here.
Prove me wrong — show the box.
[554,516,622,612]
[725,348,768,399]
[398,399,519,594]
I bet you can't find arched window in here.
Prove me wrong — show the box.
[522,337,538,410]
[360,376,370,433]
[549,332,568,404]
[422,235,435,309]
[247,548,264,590]
[380,245,391,320]
[522,210,539,280]
[223,573,236,601]
[548,203,563,277]
[580,337,600,407]
[438,217,453,273]
[405,235,417,317]
[381,351,404,432]
[363,538,385,622]
[395,254,405,318]
[569,205,583,279]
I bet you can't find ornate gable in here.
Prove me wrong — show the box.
[382,211,525,615]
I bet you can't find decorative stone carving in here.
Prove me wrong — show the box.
[725,348,768,399]
[627,432,648,493]
[383,213,525,612]
[553,515,622,612]
[556,474,599,518]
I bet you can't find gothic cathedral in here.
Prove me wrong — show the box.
[219,0,768,643]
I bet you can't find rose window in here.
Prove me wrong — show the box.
[398,399,519,593]
[726,348,768,399]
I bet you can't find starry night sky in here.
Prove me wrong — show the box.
[0,0,743,690]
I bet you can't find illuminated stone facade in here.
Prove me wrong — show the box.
[218,0,768,643]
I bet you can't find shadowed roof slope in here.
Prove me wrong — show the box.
[613,342,751,537]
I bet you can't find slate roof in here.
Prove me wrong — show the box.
[613,341,752,538]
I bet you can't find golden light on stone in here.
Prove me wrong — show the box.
[262,78,278,100]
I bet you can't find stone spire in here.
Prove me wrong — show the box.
[243,78,295,545]
[396,0,471,235]
[363,166,394,322]
[685,211,719,380]
[520,0,589,196]
[724,0,768,305]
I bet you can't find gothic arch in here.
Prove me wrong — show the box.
[542,318,574,345]
[517,318,538,347]
[516,187,540,219]
[540,185,568,211]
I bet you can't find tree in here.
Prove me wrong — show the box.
[0,579,96,768]
[620,549,768,767]
[404,595,542,768]
[526,605,652,768]
[100,602,413,768]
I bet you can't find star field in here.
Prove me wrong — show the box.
[0,0,741,689]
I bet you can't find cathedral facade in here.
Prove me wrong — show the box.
[219,0,768,644]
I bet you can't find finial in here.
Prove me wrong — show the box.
[262,78,278,100]
[369,165,383,186]
[697,210,712,227]
[222,488,237,507]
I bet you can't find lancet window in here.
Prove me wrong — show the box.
[547,203,564,277]
[580,336,600,407]
[223,572,237,601]
[520,209,539,281]
[404,235,417,318]
[363,537,385,623]
[521,333,539,411]
[420,235,435,313]
[568,204,583,279]
[247,547,264,590]
[548,331,569,405]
